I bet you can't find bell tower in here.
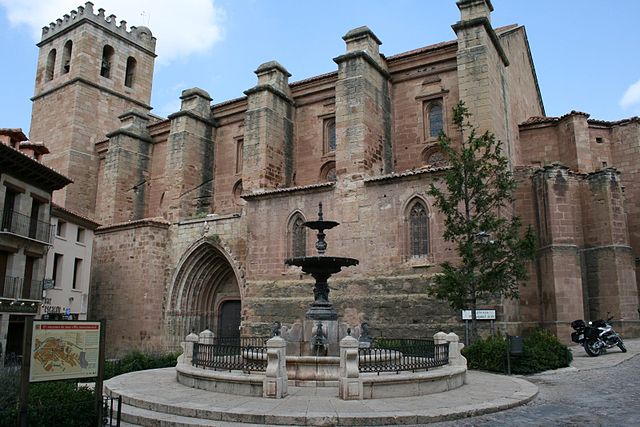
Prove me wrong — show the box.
[29,2,156,217]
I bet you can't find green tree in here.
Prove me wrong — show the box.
[428,101,535,342]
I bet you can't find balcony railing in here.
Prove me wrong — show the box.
[1,209,53,244]
[0,276,43,300]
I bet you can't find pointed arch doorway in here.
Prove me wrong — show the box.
[166,241,242,347]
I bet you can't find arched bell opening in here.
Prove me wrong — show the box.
[165,241,242,347]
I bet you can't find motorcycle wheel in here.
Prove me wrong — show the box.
[584,339,602,357]
[618,341,627,353]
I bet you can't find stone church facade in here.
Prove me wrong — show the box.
[28,0,639,356]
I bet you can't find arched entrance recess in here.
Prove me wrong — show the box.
[166,240,242,347]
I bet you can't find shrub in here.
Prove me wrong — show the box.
[0,370,95,427]
[512,329,573,374]
[462,329,572,374]
[0,350,179,426]
[462,334,507,373]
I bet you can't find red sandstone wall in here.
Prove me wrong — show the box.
[499,27,545,165]
[91,221,169,356]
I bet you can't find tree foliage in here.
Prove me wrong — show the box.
[427,102,535,339]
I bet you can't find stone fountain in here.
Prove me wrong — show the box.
[285,202,358,356]
[169,203,466,398]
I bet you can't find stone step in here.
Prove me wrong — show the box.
[119,402,299,427]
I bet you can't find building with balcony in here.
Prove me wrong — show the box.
[0,129,71,365]
[43,204,99,321]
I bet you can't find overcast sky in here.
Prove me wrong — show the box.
[1,0,638,136]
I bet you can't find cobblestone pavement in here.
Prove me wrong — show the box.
[432,354,640,426]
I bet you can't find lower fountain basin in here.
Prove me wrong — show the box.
[175,354,466,399]
[284,255,359,274]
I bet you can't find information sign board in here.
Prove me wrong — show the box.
[461,309,496,320]
[29,321,100,382]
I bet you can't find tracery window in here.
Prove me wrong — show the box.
[422,147,449,168]
[232,180,244,206]
[425,101,443,139]
[320,161,337,182]
[289,214,306,258]
[323,118,336,153]
[408,200,429,257]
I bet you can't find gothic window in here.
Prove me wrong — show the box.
[100,45,115,78]
[232,180,244,206]
[45,49,56,81]
[408,199,429,258]
[61,41,72,74]
[323,118,336,154]
[289,214,306,258]
[422,147,449,167]
[235,138,244,174]
[125,56,137,87]
[425,101,443,139]
[320,161,337,182]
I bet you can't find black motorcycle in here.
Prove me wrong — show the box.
[570,315,627,357]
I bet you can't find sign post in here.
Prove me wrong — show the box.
[95,319,106,427]
[461,309,497,345]
[18,317,33,427]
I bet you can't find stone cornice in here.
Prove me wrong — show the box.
[95,217,170,234]
[167,110,217,127]
[31,77,152,111]
[333,51,391,79]
[105,128,154,143]
[243,84,295,106]
[452,17,509,66]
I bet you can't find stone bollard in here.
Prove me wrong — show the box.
[181,331,199,365]
[199,328,215,344]
[263,336,288,398]
[445,332,467,367]
[433,331,447,346]
[338,335,362,400]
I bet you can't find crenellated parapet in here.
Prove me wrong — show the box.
[40,2,156,53]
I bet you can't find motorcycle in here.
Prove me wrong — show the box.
[570,315,627,357]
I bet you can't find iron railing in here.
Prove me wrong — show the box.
[1,209,53,243]
[102,394,121,427]
[0,276,42,300]
[192,337,268,373]
[358,338,449,374]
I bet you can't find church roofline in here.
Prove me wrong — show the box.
[241,182,334,200]
[520,111,640,129]
[95,217,170,234]
[365,165,451,184]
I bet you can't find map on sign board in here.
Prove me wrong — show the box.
[29,321,100,382]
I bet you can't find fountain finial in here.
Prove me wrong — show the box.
[318,202,324,221]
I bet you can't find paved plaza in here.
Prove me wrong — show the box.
[433,338,640,426]
[110,338,639,426]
